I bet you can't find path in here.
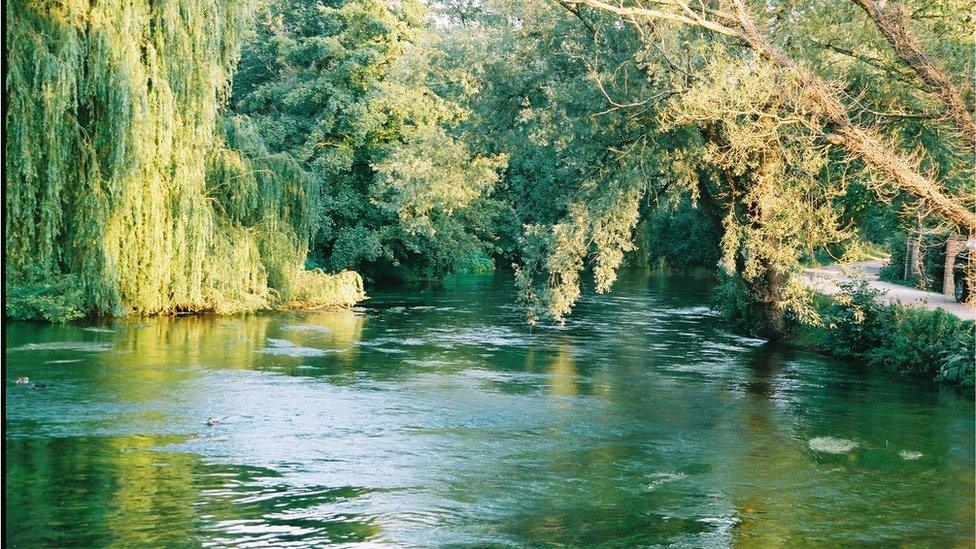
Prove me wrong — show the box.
[799,259,975,320]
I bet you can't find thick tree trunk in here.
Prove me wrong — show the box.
[741,258,790,340]
[699,125,793,340]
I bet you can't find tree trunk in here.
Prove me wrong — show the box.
[741,258,790,341]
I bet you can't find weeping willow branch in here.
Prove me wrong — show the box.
[849,0,976,150]
[5,0,362,319]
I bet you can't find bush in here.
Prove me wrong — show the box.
[6,273,87,322]
[937,325,975,388]
[280,270,366,310]
[867,307,970,378]
[822,279,892,358]
[878,234,907,283]
[713,274,755,335]
[814,279,974,386]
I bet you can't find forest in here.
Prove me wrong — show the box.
[6,0,975,376]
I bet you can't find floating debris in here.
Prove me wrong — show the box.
[32,383,48,390]
[644,472,688,490]
[15,377,29,384]
[899,450,923,461]
[206,417,220,427]
[809,437,858,454]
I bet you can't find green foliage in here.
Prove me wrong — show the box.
[640,197,722,271]
[5,0,367,321]
[937,326,976,388]
[280,270,366,310]
[810,280,974,386]
[878,232,949,292]
[712,274,759,336]
[440,0,659,322]
[434,0,971,335]
[9,0,972,342]
[5,272,86,323]
[6,0,255,316]
[228,0,505,283]
[878,235,909,283]
[866,308,971,379]
[833,182,898,248]
[821,280,892,358]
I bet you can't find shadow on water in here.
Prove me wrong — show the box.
[741,341,790,400]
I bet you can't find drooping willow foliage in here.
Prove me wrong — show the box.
[6,0,363,320]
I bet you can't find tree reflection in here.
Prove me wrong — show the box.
[5,434,382,546]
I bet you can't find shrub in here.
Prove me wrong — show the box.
[812,280,974,386]
[280,270,366,310]
[867,307,971,379]
[878,235,907,283]
[6,273,87,322]
[936,324,975,388]
[713,274,755,335]
[821,279,892,358]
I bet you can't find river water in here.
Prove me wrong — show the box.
[5,272,974,547]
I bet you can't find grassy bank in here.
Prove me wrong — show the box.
[5,270,366,322]
[788,280,975,389]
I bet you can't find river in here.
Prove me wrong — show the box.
[5,272,974,546]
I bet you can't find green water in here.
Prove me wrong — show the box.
[5,273,974,547]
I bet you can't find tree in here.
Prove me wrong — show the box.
[227,0,506,282]
[6,0,270,318]
[569,0,974,231]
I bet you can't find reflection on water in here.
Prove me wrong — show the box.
[5,272,975,547]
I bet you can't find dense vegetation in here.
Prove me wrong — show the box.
[6,0,973,379]
[803,280,975,387]
[6,0,364,321]
[225,0,506,282]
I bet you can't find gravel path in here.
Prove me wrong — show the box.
[799,259,975,321]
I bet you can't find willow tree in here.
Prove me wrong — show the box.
[559,0,974,338]
[6,0,363,321]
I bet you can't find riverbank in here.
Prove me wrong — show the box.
[786,279,975,389]
[4,270,367,322]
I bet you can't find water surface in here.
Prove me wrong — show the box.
[6,273,974,546]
